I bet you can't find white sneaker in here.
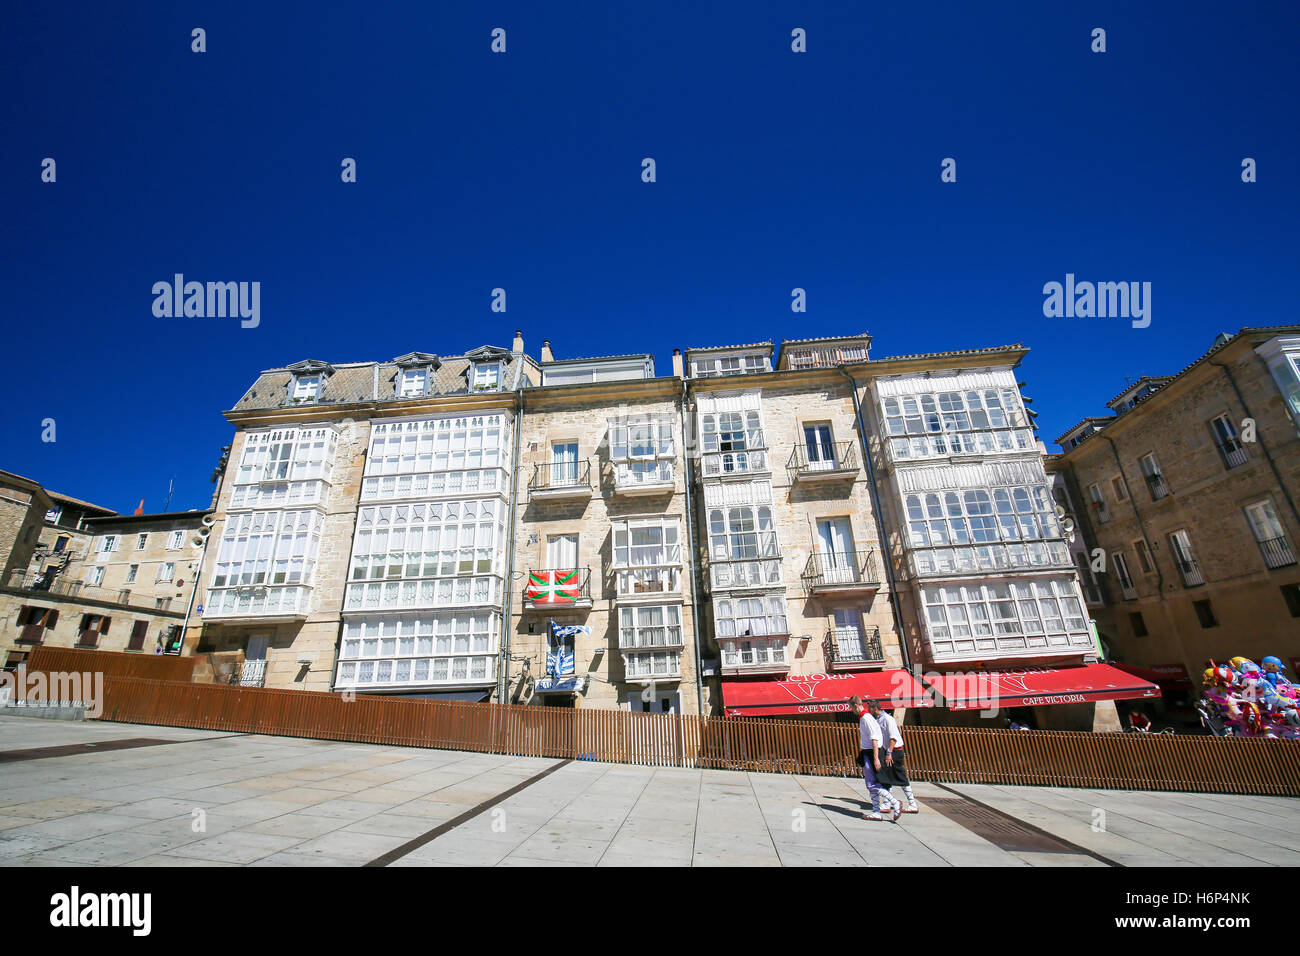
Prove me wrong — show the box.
[904,801,919,814]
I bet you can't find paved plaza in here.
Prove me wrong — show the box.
[0,715,1296,867]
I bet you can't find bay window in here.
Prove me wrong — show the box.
[699,409,767,475]
[335,612,497,688]
[610,416,675,487]
[881,389,1033,461]
[612,517,681,595]
[920,577,1090,657]
[361,416,508,501]
[618,604,683,648]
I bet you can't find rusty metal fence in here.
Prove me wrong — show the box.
[26,646,195,682]
[30,674,1299,796]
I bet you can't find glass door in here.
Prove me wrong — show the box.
[804,424,835,470]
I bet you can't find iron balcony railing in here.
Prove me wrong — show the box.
[529,459,592,493]
[802,550,880,590]
[824,626,884,666]
[787,441,857,479]
[1218,441,1248,469]
[1091,500,1110,524]
[1173,556,1204,587]
[523,567,593,607]
[229,660,267,687]
[1146,472,1171,500]
[1258,535,1297,570]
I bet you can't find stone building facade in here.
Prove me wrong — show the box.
[1050,327,1300,684]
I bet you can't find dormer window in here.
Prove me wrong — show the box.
[472,363,501,391]
[400,369,428,397]
[292,375,321,401]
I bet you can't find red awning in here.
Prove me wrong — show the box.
[722,670,933,717]
[1110,662,1192,688]
[923,663,1160,711]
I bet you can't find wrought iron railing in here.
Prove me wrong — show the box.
[802,550,879,590]
[523,567,593,607]
[823,626,884,666]
[529,459,592,493]
[1146,472,1171,500]
[787,441,857,479]
[1217,441,1248,469]
[1258,536,1297,570]
[1173,556,1204,587]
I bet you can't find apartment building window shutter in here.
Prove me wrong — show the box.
[46,609,58,627]
[127,620,148,650]
[15,606,32,627]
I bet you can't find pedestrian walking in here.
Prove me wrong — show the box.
[849,695,901,822]
[869,701,919,813]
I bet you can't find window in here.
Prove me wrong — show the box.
[1245,500,1296,569]
[1087,484,1109,523]
[136,533,148,550]
[609,416,675,486]
[1139,453,1169,500]
[920,578,1088,644]
[335,612,498,687]
[699,409,766,474]
[1133,540,1154,574]
[714,594,788,639]
[1168,530,1203,585]
[53,535,69,553]
[344,500,504,611]
[126,564,138,583]
[618,605,683,648]
[45,507,62,524]
[612,518,681,594]
[1209,414,1247,469]
[213,509,325,588]
[291,375,321,400]
[1129,612,1148,638]
[1281,584,1300,618]
[802,423,837,470]
[903,486,1068,574]
[1193,599,1218,629]
[472,363,500,390]
[880,388,1034,461]
[98,535,118,553]
[127,620,149,651]
[361,416,506,501]
[550,442,579,486]
[1112,552,1135,598]
[400,368,428,397]
[87,566,104,587]
[708,506,777,561]
[77,614,111,647]
[166,530,183,550]
[15,606,58,644]
[692,353,769,377]
[1111,476,1128,502]
[156,562,175,582]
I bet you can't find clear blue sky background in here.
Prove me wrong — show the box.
[2,1,1296,514]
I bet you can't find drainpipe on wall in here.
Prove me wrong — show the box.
[499,391,523,704]
[1210,357,1300,529]
[680,379,706,715]
[837,367,911,672]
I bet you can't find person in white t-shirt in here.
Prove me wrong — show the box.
[869,700,918,813]
[849,695,901,822]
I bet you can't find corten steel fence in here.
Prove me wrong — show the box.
[25,646,195,682]
[55,676,1300,795]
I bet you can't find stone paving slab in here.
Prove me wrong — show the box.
[1,714,1296,867]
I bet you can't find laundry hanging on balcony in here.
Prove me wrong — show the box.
[526,569,582,604]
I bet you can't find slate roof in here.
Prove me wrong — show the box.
[230,348,531,412]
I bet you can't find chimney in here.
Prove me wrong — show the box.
[672,349,684,378]
[512,330,524,354]
[540,340,554,363]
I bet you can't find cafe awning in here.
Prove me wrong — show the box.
[1110,662,1193,689]
[722,670,933,717]
[923,663,1160,711]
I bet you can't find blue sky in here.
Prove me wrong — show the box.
[2,1,1296,513]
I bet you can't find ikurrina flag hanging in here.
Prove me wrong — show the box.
[526,569,581,604]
